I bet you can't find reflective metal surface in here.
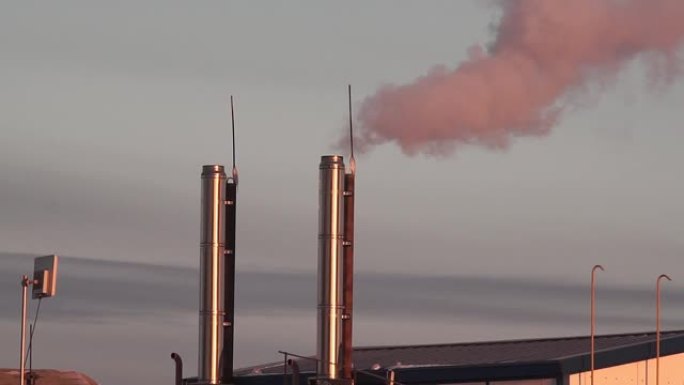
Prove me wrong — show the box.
[317,155,345,379]
[199,165,226,385]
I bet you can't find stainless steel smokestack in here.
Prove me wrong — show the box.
[317,155,345,380]
[199,165,226,385]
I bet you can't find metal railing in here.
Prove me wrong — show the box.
[277,350,406,385]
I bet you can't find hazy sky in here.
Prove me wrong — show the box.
[1,1,684,385]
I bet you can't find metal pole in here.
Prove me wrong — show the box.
[282,353,288,385]
[29,324,32,385]
[591,264,604,385]
[656,274,671,385]
[19,275,29,385]
[317,155,345,380]
[287,359,301,385]
[199,165,226,385]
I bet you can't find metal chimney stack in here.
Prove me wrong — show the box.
[317,155,345,381]
[199,165,226,385]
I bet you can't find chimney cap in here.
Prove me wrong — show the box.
[320,155,344,169]
[201,164,226,176]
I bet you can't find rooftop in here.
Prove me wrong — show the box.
[235,330,684,385]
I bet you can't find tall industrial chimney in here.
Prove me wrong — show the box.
[199,165,226,385]
[317,155,345,381]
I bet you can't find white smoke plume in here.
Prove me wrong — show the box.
[355,0,684,155]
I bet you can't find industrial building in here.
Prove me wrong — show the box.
[234,331,684,385]
[173,105,682,385]
[173,154,684,385]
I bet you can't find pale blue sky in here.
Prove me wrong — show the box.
[1,2,684,384]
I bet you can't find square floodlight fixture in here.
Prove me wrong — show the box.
[32,255,59,299]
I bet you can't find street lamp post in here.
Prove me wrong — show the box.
[656,274,671,385]
[591,265,604,385]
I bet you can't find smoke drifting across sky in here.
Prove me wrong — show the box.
[356,0,684,155]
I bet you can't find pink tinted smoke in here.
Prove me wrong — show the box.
[356,0,684,155]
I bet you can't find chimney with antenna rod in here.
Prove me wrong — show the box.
[315,85,357,385]
[176,96,239,385]
[222,95,238,384]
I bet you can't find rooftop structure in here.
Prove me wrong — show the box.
[234,331,684,385]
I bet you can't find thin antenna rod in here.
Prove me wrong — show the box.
[348,85,354,161]
[230,95,236,171]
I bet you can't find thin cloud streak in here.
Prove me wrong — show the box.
[2,253,682,328]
